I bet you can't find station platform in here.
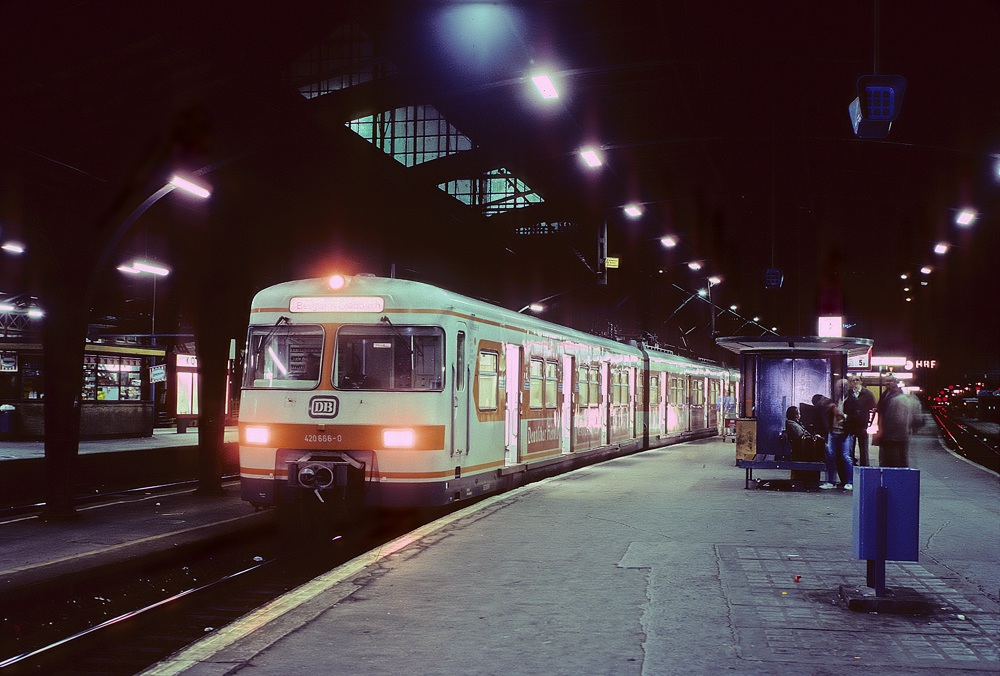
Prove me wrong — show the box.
[135,417,996,676]
[2,418,998,675]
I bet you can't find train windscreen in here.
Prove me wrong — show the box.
[243,323,325,389]
[335,325,444,391]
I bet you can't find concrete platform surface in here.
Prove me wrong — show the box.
[138,425,999,676]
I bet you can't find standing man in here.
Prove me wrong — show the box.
[875,375,920,467]
[848,375,877,466]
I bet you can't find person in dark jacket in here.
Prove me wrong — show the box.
[876,375,921,467]
[847,375,876,465]
[785,406,823,461]
[812,389,853,489]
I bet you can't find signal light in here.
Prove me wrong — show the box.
[328,274,347,291]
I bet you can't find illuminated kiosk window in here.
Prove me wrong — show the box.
[347,105,474,167]
[439,168,543,216]
[291,23,399,99]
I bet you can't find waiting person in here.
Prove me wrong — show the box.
[875,375,921,467]
[785,406,823,461]
[812,391,853,490]
[848,375,876,465]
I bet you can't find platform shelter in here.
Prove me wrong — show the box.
[715,335,874,461]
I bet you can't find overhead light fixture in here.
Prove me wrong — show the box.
[580,149,602,168]
[119,260,170,276]
[169,175,211,198]
[933,242,949,254]
[687,261,702,271]
[707,276,722,285]
[660,236,677,248]
[920,266,932,275]
[624,204,642,218]
[900,273,909,280]
[531,74,558,99]
[1,242,24,254]
[955,209,976,226]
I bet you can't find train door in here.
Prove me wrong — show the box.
[602,362,612,445]
[630,367,638,439]
[708,377,720,434]
[504,344,522,465]
[452,328,469,457]
[649,371,662,439]
[561,354,574,454]
[687,375,701,431]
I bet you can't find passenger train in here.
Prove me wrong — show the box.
[238,275,737,522]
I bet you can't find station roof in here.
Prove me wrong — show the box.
[715,336,875,358]
[1,1,997,377]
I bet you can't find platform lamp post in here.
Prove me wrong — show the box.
[117,261,170,344]
[707,276,722,338]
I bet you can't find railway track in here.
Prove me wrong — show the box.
[931,409,1000,473]
[0,497,440,676]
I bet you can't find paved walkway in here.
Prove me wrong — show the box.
[140,415,999,676]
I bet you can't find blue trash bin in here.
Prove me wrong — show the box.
[852,466,920,562]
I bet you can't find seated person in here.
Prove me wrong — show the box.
[785,406,823,461]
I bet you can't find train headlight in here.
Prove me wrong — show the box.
[382,428,416,448]
[328,274,348,291]
[245,426,270,445]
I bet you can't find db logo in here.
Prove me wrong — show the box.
[308,396,340,419]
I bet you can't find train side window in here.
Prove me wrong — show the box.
[477,350,498,410]
[545,361,558,409]
[456,331,466,391]
[589,366,600,406]
[578,366,589,407]
[529,358,544,409]
[650,372,660,407]
[613,369,625,406]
